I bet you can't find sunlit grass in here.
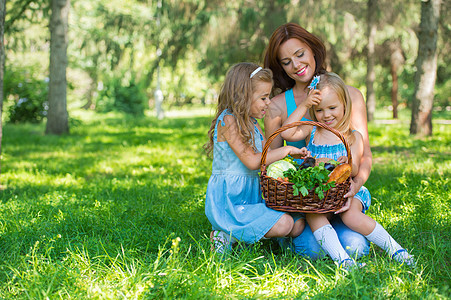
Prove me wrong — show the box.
[0,108,449,298]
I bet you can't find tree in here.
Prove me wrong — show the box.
[387,39,404,119]
[365,0,377,122]
[46,0,69,135]
[410,0,441,136]
[0,0,5,176]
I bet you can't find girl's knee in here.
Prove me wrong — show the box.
[265,214,294,238]
[289,218,305,237]
[278,214,295,236]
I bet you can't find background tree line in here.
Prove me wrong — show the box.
[0,0,449,138]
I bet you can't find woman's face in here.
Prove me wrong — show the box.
[278,38,316,84]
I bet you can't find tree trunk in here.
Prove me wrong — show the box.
[0,0,5,177]
[82,71,97,110]
[389,40,404,119]
[410,0,441,136]
[390,63,398,119]
[366,0,377,122]
[46,0,70,135]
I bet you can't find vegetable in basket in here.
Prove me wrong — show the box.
[298,157,316,169]
[283,163,336,199]
[266,160,296,179]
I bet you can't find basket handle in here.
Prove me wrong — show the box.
[260,121,352,171]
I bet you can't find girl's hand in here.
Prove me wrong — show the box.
[288,146,310,159]
[304,89,322,108]
[334,197,351,214]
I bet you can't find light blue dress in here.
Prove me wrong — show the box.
[205,109,285,244]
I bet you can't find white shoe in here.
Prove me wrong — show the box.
[392,249,416,267]
[210,230,236,253]
[339,258,366,271]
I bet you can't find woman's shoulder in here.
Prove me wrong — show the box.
[271,91,287,105]
[346,85,364,102]
[267,92,287,116]
[346,85,366,112]
[351,129,363,146]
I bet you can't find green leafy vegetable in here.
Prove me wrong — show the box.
[283,162,336,199]
[282,155,300,169]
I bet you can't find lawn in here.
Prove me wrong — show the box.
[0,108,449,299]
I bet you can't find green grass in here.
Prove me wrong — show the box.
[0,108,450,299]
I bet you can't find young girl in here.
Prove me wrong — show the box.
[281,72,415,268]
[204,62,309,253]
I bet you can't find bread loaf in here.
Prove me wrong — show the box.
[327,163,351,184]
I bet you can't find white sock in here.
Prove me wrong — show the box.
[313,224,350,262]
[365,222,403,257]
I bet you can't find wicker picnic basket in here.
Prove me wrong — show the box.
[260,121,352,213]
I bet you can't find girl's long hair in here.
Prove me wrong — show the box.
[309,72,355,144]
[263,23,327,95]
[204,63,273,157]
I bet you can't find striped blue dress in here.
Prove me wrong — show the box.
[307,127,371,212]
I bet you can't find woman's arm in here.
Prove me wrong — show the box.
[345,86,373,198]
[349,131,364,177]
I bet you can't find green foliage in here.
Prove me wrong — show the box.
[4,65,48,123]
[284,163,335,199]
[0,108,449,298]
[95,76,147,115]
[5,0,449,113]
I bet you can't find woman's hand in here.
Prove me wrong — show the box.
[343,177,363,199]
[334,197,351,214]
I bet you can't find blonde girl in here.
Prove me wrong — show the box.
[281,72,414,268]
[204,62,308,252]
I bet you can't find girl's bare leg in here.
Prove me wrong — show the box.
[288,218,305,237]
[264,214,294,238]
[340,198,375,235]
[340,198,415,266]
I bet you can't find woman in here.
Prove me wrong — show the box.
[263,23,372,259]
